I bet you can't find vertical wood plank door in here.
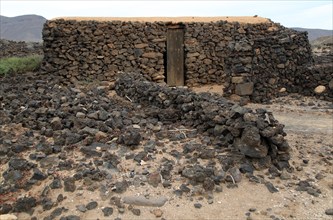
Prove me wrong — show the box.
[167,27,184,86]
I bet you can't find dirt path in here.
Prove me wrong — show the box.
[274,112,332,134]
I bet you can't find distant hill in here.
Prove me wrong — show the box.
[310,35,333,46]
[292,27,333,41]
[0,14,47,42]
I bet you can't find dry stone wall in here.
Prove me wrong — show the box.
[293,64,333,101]
[0,39,43,58]
[42,19,167,83]
[115,73,291,169]
[183,22,311,88]
[42,18,325,102]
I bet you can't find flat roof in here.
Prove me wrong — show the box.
[52,16,271,24]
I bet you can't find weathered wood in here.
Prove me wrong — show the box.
[167,28,184,86]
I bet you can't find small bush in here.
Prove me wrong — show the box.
[0,55,43,76]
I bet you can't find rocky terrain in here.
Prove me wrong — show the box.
[0,70,332,220]
[311,35,333,65]
[0,39,43,59]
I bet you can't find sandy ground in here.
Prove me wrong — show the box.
[52,16,270,24]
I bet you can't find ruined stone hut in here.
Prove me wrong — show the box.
[42,16,331,102]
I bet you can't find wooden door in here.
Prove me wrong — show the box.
[167,26,184,86]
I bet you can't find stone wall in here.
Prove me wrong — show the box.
[223,32,314,102]
[294,64,333,101]
[0,39,43,58]
[115,73,291,169]
[42,19,167,83]
[42,18,326,102]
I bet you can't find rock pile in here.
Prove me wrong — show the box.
[115,73,291,168]
[0,39,43,58]
[0,71,292,218]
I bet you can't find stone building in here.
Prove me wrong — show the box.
[42,17,332,102]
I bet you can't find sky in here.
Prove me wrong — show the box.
[0,0,332,29]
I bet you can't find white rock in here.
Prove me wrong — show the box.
[279,88,286,93]
[123,195,168,207]
[0,214,18,220]
[314,85,326,94]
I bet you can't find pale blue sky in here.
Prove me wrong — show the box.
[1,1,332,29]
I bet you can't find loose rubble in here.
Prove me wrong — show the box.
[0,70,332,219]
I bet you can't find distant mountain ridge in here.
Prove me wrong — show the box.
[291,27,333,41]
[0,14,47,42]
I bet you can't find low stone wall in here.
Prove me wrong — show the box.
[115,73,291,169]
[295,64,333,101]
[42,18,321,102]
[0,39,43,58]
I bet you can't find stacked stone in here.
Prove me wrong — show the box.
[0,39,43,58]
[223,30,313,103]
[115,73,291,169]
[42,18,314,102]
[309,44,333,101]
[42,19,167,83]
[292,64,333,101]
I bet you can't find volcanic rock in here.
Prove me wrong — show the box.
[31,168,47,181]
[9,158,35,170]
[63,177,76,192]
[102,207,113,217]
[51,117,62,130]
[86,201,98,210]
[235,126,268,158]
[119,129,141,147]
[194,203,202,209]
[148,171,162,187]
[13,197,37,213]
[325,209,333,215]
[0,204,13,215]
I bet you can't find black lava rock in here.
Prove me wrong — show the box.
[0,203,12,214]
[86,201,98,210]
[64,177,76,192]
[50,178,62,189]
[102,207,114,216]
[41,197,54,211]
[60,215,80,220]
[119,130,141,147]
[31,168,47,180]
[194,203,202,209]
[14,196,37,212]
[325,209,333,215]
[9,158,35,170]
